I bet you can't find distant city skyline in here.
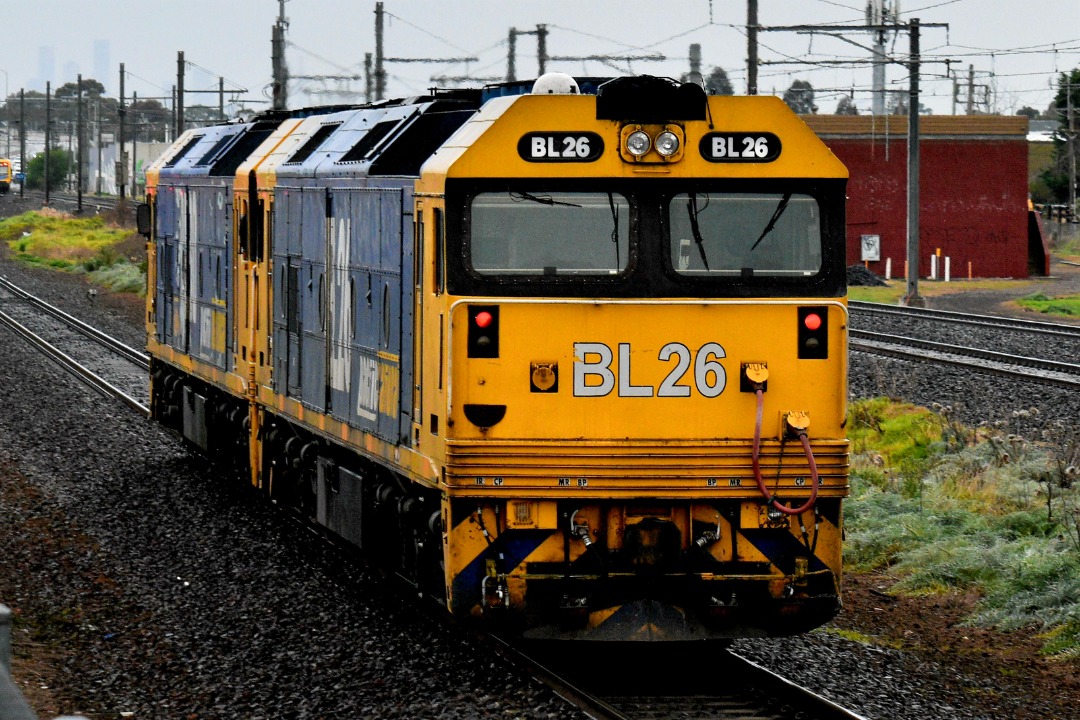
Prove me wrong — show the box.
[26,40,112,94]
[94,39,111,90]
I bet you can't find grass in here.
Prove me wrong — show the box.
[848,277,1033,304]
[1057,242,1080,263]
[824,627,904,649]
[0,210,146,295]
[844,398,1080,658]
[1015,292,1080,317]
[1050,227,1080,262]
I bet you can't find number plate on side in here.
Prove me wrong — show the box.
[699,132,781,163]
[518,132,604,162]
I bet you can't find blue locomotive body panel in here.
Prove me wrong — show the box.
[269,100,462,443]
[154,125,243,370]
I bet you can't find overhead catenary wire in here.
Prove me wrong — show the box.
[263,2,1077,114]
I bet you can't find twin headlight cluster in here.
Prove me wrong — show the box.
[626,129,680,157]
[620,124,685,163]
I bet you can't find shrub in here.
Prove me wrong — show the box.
[1,210,145,295]
[844,398,1080,657]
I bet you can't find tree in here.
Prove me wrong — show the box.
[1052,69,1080,119]
[887,91,932,116]
[0,88,120,136]
[1016,106,1041,120]
[130,98,171,142]
[184,104,227,126]
[782,80,816,114]
[0,90,46,133]
[55,78,107,98]
[835,95,859,115]
[888,92,910,115]
[25,149,72,191]
[1038,68,1080,205]
[704,67,733,96]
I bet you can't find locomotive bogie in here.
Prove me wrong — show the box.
[444,495,843,639]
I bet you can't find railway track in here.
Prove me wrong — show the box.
[850,300,1080,339]
[11,187,127,216]
[0,271,871,720]
[0,275,149,413]
[499,639,869,720]
[850,329,1080,388]
[849,300,1080,388]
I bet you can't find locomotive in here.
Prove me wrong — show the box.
[0,158,12,193]
[141,73,849,641]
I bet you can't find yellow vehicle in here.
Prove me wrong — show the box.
[141,74,849,641]
[0,158,12,193]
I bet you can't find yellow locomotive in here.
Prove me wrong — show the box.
[141,74,848,641]
[0,158,12,193]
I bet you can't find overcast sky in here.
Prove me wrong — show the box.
[1,0,1078,116]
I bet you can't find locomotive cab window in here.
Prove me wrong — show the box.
[470,191,629,276]
[448,180,843,298]
[668,192,821,277]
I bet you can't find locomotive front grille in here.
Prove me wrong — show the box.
[443,438,849,494]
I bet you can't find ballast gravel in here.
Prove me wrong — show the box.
[1,242,1075,719]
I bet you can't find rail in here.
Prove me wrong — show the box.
[367,526,869,720]
[0,277,149,369]
[850,329,1080,389]
[850,300,1080,339]
[0,277,149,414]
[13,188,125,216]
[497,635,870,720]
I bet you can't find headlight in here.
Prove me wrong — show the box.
[626,130,651,157]
[655,131,680,157]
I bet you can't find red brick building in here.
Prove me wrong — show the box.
[802,115,1037,278]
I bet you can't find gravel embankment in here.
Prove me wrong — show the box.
[0,265,587,718]
[846,338,1080,444]
[1,238,1075,719]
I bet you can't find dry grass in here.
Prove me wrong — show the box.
[849,278,1035,304]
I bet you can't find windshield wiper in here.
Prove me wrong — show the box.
[686,192,710,271]
[509,190,581,208]
[607,192,620,268]
[747,193,792,253]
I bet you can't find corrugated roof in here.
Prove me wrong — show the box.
[801,114,1028,137]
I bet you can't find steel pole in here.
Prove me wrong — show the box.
[18,89,24,196]
[0,69,9,158]
[747,0,758,95]
[77,75,83,211]
[44,82,50,204]
[903,19,924,307]
[119,63,126,201]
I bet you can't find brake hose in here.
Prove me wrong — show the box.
[752,386,819,515]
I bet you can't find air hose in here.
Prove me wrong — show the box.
[752,386,819,515]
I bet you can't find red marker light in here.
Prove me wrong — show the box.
[475,311,494,329]
[803,313,822,331]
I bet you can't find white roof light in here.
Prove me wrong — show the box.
[531,72,580,95]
